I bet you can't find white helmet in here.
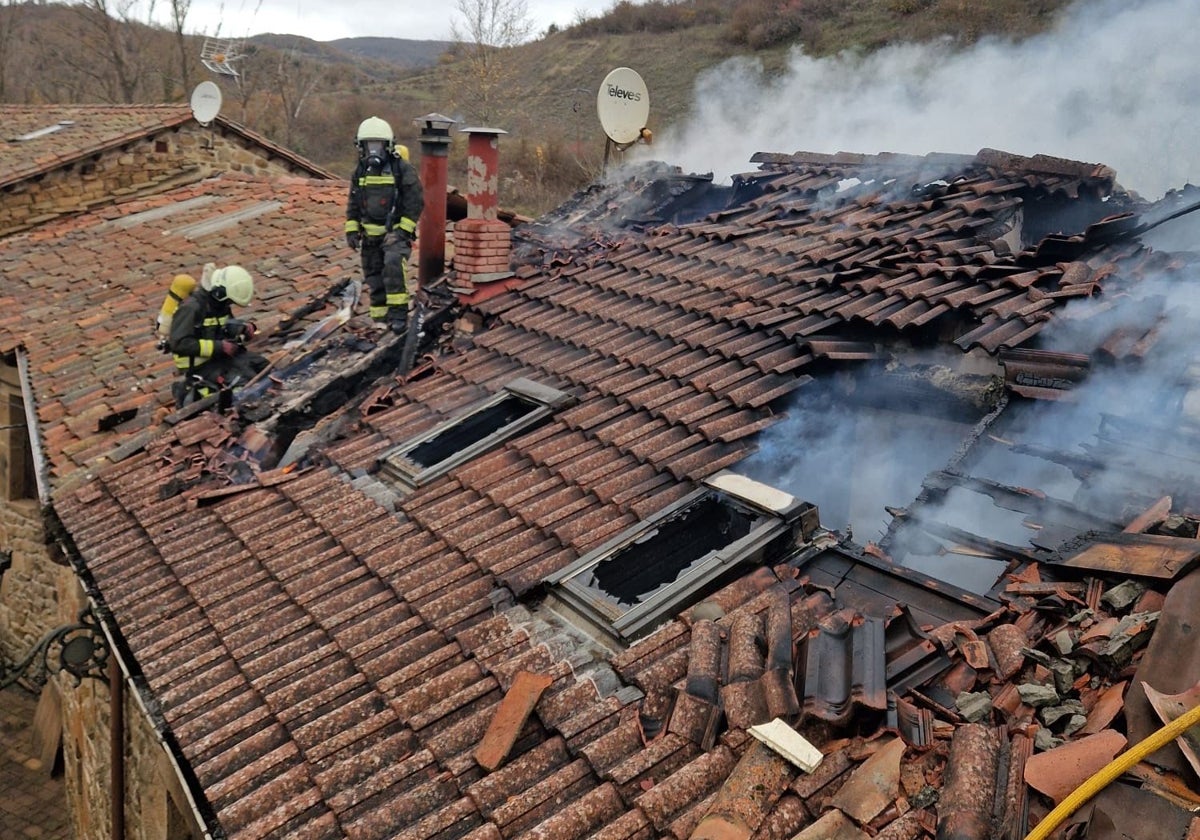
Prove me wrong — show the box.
[356,116,394,159]
[210,265,254,307]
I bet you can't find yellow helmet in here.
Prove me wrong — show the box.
[210,265,254,306]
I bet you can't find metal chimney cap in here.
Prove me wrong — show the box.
[415,113,457,133]
[459,126,508,136]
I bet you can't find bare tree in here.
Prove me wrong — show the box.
[0,0,18,100]
[449,0,533,125]
[270,47,323,149]
[34,0,164,102]
[167,0,191,95]
[85,0,153,102]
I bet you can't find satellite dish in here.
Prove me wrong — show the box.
[189,81,222,126]
[597,67,649,145]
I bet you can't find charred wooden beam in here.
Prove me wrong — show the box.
[838,361,1005,423]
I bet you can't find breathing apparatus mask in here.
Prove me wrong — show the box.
[361,138,389,169]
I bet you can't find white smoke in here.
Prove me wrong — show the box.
[739,368,983,545]
[645,0,1200,199]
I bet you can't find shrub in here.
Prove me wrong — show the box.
[567,0,721,37]
[728,0,813,49]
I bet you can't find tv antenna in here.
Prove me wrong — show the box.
[201,37,244,77]
[597,67,651,172]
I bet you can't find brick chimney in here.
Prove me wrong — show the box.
[453,127,513,299]
[414,114,455,286]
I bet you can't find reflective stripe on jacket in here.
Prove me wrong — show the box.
[345,155,424,239]
[168,289,231,370]
[172,314,228,369]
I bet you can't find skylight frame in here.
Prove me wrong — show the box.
[379,377,573,492]
[545,470,818,645]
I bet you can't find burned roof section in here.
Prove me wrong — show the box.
[34,143,1200,840]
[0,173,393,491]
[511,161,726,267]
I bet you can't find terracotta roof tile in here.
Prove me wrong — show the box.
[34,142,1180,840]
[1,175,361,483]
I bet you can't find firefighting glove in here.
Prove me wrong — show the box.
[346,231,361,250]
[216,339,241,357]
[241,321,258,342]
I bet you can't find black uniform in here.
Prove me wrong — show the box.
[168,288,267,406]
[345,152,424,328]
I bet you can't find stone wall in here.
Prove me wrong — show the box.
[59,664,202,840]
[0,363,62,665]
[0,121,323,236]
[0,499,57,664]
[2,363,201,838]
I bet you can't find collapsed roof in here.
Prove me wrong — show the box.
[6,147,1200,839]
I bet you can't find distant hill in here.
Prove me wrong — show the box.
[0,0,1076,215]
[248,33,450,75]
[328,37,453,69]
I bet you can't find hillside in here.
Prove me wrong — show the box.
[328,36,453,68]
[250,33,453,70]
[0,0,1075,214]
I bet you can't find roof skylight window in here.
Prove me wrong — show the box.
[544,471,819,645]
[11,121,75,142]
[379,378,573,492]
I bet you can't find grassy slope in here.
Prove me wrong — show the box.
[386,0,1071,183]
[0,0,1074,214]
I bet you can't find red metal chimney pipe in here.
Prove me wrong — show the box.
[463,126,507,220]
[453,126,514,303]
[414,113,455,284]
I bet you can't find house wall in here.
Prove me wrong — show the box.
[2,358,199,839]
[0,123,318,236]
[0,495,49,662]
[60,660,201,840]
[0,363,61,664]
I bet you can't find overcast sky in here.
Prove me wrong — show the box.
[173,0,605,41]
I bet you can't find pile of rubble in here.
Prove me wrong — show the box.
[667,540,1200,840]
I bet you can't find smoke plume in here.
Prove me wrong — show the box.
[647,0,1200,199]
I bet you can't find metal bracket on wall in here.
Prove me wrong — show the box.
[0,608,110,691]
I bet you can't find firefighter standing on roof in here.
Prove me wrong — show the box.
[168,264,268,406]
[345,116,424,332]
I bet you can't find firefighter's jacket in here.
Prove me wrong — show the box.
[345,154,424,239]
[168,288,234,371]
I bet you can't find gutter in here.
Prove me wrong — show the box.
[15,348,50,506]
[110,658,125,840]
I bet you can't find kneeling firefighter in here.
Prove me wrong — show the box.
[344,116,424,332]
[167,264,268,408]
